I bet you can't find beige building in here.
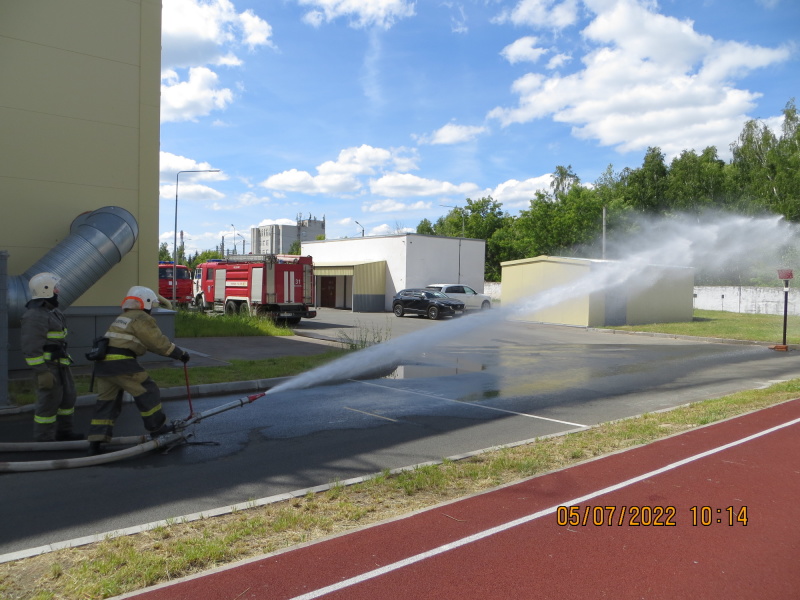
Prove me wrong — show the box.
[501,256,694,327]
[1,1,163,373]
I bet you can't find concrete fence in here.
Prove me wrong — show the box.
[484,282,799,317]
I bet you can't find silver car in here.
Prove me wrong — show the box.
[426,283,492,310]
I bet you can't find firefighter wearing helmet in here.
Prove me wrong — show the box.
[86,285,190,455]
[20,272,83,442]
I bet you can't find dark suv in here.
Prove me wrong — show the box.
[392,289,465,320]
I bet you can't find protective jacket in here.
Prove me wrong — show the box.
[94,309,184,375]
[20,299,72,371]
[20,298,77,441]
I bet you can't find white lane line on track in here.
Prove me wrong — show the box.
[351,379,588,428]
[288,415,800,600]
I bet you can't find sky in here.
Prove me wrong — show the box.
[157,0,799,257]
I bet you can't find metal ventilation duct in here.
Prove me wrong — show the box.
[6,206,139,326]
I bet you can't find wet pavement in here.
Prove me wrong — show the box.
[2,308,799,559]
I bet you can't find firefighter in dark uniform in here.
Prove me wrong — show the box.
[87,286,189,455]
[20,272,83,442]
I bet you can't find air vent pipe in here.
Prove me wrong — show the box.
[6,206,139,326]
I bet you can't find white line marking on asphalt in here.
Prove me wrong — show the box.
[343,407,399,422]
[288,415,800,600]
[351,379,588,428]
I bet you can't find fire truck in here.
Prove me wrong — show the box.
[193,255,317,324]
[158,261,193,308]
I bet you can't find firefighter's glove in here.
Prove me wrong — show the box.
[180,352,190,364]
[37,371,55,390]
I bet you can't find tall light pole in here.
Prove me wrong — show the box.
[174,169,219,304]
[231,224,237,254]
[440,204,465,237]
[354,220,365,237]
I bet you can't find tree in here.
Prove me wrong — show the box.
[158,242,171,262]
[416,218,435,235]
[288,240,301,255]
[550,165,579,200]
[622,147,668,212]
[188,250,222,270]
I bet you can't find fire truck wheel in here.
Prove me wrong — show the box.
[224,301,238,316]
[238,303,251,316]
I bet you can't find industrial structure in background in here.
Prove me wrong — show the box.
[193,255,317,324]
[250,215,325,255]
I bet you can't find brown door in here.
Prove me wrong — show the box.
[321,276,336,307]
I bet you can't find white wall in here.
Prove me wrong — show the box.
[694,286,800,316]
[304,234,486,311]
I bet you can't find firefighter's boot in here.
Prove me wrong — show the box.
[87,441,105,456]
[150,420,176,439]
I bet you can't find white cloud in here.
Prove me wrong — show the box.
[370,173,478,197]
[488,0,792,158]
[501,36,548,64]
[161,0,274,122]
[257,218,298,226]
[161,67,235,122]
[298,0,415,29]
[261,145,420,195]
[416,123,489,145]
[546,52,571,69]
[162,0,274,70]
[362,199,432,212]
[494,0,579,30]
[159,151,225,183]
[490,175,552,208]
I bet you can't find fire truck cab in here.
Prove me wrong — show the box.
[158,261,193,308]
[193,255,316,324]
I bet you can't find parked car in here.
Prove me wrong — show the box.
[392,289,465,319]
[425,283,492,310]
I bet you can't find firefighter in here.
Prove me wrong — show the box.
[20,272,83,442]
[87,286,189,455]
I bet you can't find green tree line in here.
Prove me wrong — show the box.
[418,99,800,283]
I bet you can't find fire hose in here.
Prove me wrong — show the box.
[0,392,266,473]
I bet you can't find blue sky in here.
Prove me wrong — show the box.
[158,0,799,256]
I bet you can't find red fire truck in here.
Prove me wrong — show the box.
[158,261,193,308]
[193,255,317,324]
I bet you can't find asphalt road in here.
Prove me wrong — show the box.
[1,310,798,559]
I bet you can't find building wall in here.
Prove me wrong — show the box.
[0,0,161,301]
[1,0,163,371]
[501,256,694,327]
[304,234,486,311]
[501,257,595,326]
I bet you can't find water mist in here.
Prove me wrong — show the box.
[267,212,799,396]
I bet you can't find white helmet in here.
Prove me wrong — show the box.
[29,272,61,299]
[122,286,160,310]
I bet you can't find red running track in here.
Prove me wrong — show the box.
[120,399,800,600]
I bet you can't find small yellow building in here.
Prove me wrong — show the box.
[501,256,694,327]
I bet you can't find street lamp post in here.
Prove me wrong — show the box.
[777,268,793,349]
[174,169,219,304]
[354,220,365,237]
